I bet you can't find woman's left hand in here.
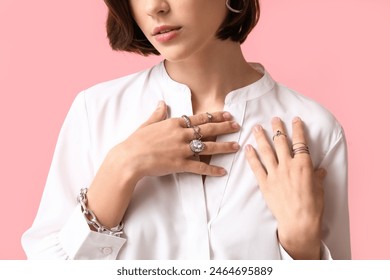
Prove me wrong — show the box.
[245,117,326,260]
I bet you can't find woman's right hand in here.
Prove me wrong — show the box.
[115,100,240,182]
[85,101,240,228]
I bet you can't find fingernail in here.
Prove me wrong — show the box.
[232,142,240,150]
[245,144,253,152]
[223,112,232,120]
[232,122,240,129]
[293,116,301,123]
[253,125,262,133]
[272,117,280,124]
[157,101,164,108]
[219,168,227,176]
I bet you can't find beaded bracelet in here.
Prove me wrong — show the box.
[77,188,124,237]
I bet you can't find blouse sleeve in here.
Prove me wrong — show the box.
[279,241,332,260]
[21,92,126,259]
[318,127,351,260]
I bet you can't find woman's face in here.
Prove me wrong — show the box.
[129,0,228,62]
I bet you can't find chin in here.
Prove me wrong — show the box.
[155,42,203,63]
[160,51,194,63]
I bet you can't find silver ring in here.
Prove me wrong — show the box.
[181,115,192,128]
[292,145,310,156]
[292,142,307,148]
[206,112,213,123]
[272,130,287,141]
[190,139,205,156]
[192,125,203,140]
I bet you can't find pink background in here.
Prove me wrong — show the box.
[1,0,389,259]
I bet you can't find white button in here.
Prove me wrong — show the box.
[102,247,112,255]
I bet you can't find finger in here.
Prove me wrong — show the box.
[184,141,240,157]
[184,121,240,140]
[291,117,313,165]
[252,125,278,171]
[245,144,267,185]
[181,111,233,127]
[182,161,227,177]
[139,101,167,128]
[271,117,291,163]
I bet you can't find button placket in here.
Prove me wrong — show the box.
[204,102,247,226]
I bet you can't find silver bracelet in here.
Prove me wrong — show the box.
[77,188,124,237]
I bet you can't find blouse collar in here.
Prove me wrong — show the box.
[157,60,276,105]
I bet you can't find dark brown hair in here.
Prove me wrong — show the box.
[103,0,260,56]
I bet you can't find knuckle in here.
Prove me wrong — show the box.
[180,130,190,141]
[200,124,210,136]
[202,123,217,136]
[213,112,223,122]
[259,146,272,156]
[199,114,208,124]
[197,163,207,173]
[179,145,189,155]
[174,118,184,128]
[252,164,263,175]
[247,150,257,162]
[213,123,227,134]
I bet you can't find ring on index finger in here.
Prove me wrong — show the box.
[182,115,192,128]
[272,130,287,141]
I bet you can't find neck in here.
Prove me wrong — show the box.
[164,40,262,114]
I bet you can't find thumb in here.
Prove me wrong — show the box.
[140,101,167,128]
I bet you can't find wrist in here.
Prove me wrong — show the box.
[107,144,143,189]
[78,188,124,237]
[278,222,322,260]
[85,146,142,229]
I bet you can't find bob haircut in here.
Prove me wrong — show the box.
[103,0,260,56]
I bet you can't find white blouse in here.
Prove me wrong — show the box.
[22,62,351,260]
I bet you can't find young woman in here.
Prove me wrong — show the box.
[22,0,350,260]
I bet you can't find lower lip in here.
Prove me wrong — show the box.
[154,29,181,43]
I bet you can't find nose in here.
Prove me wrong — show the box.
[146,0,170,17]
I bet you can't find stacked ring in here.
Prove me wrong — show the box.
[292,143,310,156]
